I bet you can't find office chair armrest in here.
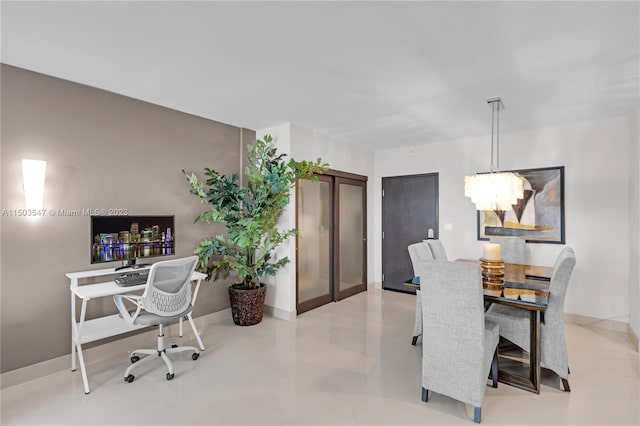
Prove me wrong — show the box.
[113,294,143,324]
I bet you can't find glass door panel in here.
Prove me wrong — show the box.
[335,178,367,300]
[296,175,333,314]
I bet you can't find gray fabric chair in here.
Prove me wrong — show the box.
[489,236,526,264]
[426,239,448,260]
[485,247,576,391]
[407,242,435,345]
[416,260,499,423]
[113,255,201,383]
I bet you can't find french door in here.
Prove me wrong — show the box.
[296,172,367,314]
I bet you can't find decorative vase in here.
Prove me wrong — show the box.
[228,284,266,326]
[479,258,505,296]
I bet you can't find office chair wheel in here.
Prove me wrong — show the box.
[130,355,140,363]
[125,374,135,383]
[171,343,178,348]
[166,373,174,381]
[192,353,199,361]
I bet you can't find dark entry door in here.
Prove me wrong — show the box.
[381,173,438,293]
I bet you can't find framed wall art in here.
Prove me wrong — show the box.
[477,166,565,244]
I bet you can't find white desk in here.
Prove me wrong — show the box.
[67,266,207,394]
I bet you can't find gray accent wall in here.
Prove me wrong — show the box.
[0,64,254,373]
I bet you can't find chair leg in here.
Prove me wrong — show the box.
[160,351,174,375]
[474,407,481,423]
[124,352,157,378]
[166,345,199,356]
[421,387,428,402]
[491,348,499,388]
[561,378,570,392]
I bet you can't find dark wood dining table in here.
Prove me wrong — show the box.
[405,259,554,394]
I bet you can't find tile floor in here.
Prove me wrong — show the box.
[1,288,639,425]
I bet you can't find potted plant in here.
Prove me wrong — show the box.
[183,135,328,325]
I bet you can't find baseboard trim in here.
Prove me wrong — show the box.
[264,304,296,321]
[0,309,231,390]
[628,323,640,352]
[564,312,628,334]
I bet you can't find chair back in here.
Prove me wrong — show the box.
[489,236,526,264]
[426,239,448,260]
[140,255,198,317]
[408,242,434,275]
[417,260,487,405]
[546,247,576,324]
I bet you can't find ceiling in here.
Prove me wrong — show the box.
[2,1,638,150]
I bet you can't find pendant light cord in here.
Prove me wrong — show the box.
[488,98,503,172]
[490,102,495,172]
[496,101,500,170]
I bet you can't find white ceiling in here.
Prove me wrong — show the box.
[2,1,639,150]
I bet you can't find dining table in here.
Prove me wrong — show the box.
[405,259,554,394]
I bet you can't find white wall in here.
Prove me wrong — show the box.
[629,107,640,348]
[255,124,297,318]
[374,116,631,323]
[289,124,373,176]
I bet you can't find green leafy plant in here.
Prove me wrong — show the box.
[184,135,328,289]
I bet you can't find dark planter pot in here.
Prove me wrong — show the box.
[228,284,266,326]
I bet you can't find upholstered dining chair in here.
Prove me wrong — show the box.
[416,260,499,423]
[407,242,435,345]
[426,239,448,260]
[485,247,576,391]
[489,236,526,264]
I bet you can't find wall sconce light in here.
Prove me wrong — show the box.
[21,159,47,210]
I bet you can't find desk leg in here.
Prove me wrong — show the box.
[187,278,205,351]
[73,299,91,394]
[187,313,205,351]
[71,292,76,372]
[530,310,541,394]
[74,337,91,394]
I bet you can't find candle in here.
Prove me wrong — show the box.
[483,243,501,260]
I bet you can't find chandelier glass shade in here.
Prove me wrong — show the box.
[464,171,524,211]
[464,98,524,211]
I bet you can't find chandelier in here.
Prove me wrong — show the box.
[464,98,524,211]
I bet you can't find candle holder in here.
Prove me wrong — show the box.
[479,257,505,296]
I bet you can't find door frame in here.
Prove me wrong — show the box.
[295,169,368,313]
[334,176,368,301]
[295,174,334,314]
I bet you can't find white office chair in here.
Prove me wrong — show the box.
[113,255,201,382]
